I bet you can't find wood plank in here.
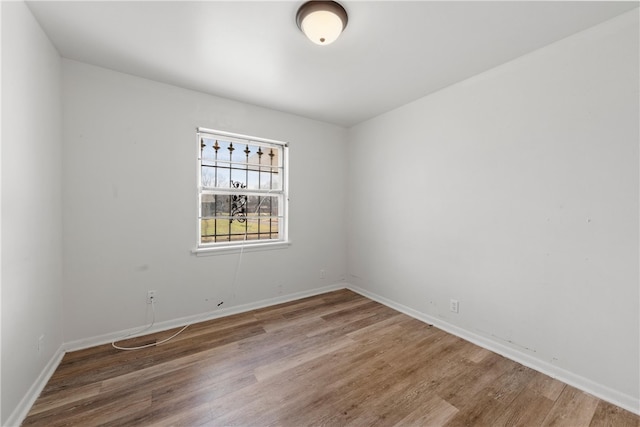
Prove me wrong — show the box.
[444,389,509,427]
[493,387,556,426]
[435,351,514,408]
[394,394,459,426]
[542,385,600,427]
[527,370,567,401]
[589,400,640,427]
[253,335,355,381]
[26,382,102,416]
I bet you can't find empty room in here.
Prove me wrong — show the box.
[1,0,639,425]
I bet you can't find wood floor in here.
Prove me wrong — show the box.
[24,289,639,426]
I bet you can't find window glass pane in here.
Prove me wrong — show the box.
[216,140,234,162]
[201,195,232,218]
[201,194,215,217]
[246,195,278,217]
[201,166,215,188]
[216,195,229,216]
[200,217,280,243]
[246,170,260,190]
[259,217,279,236]
[260,148,279,167]
[201,138,218,162]
[210,195,278,220]
[259,175,271,190]
[201,218,240,242]
[202,146,282,190]
[271,171,282,190]
[246,144,265,166]
[202,195,280,220]
[230,167,246,188]
[216,169,230,188]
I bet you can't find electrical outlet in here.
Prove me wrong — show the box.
[147,290,157,304]
[450,299,459,313]
[320,269,326,279]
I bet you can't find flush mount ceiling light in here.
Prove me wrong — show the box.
[296,1,348,46]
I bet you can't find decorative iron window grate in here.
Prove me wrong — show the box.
[197,128,288,248]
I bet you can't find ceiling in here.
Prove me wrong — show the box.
[27,1,638,128]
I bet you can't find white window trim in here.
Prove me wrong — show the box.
[193,127,290,255]
[191,240,292,256]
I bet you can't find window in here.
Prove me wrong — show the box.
[196,128,288,251]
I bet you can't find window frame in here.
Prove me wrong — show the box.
[193,127,289,255]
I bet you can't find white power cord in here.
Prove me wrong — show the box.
[111,300,189,351]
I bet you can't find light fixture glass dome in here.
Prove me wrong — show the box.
[296,1,348,46]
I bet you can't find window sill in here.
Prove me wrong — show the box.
[192,240,291,256]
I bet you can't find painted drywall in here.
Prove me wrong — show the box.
[347,10,639,410]
[62,60,348,343]
[1,1,65,424]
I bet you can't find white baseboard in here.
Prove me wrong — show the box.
[64,283,345,352]
[5,345,66,427]
[346,284,640,416]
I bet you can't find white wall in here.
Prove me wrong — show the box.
[62,60,348,343]
[1,1,64,424]
[347,10,639,411]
